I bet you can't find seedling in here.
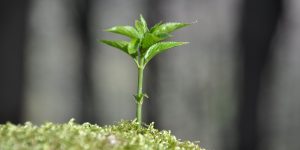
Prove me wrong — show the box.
[101,15,189,127]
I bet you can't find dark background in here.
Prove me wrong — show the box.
[1,0,300,149]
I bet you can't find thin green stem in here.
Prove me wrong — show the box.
[136,102,142,126]
[136,58,144,126]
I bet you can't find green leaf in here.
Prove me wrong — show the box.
[155,33,172,39]
[135,20,144,34]
[141,32,173,52]
[128,38,139,55]
[101,40,135,58]
[152,22,190,34]
[105,26,139,39]
[142,33,175,50]
[141,33,162,51]
[135,15,148,34]
[149,21,162,33]
[144,42,189,65]
[139,14,148,32]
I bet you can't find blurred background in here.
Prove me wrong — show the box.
[1,0,300,149]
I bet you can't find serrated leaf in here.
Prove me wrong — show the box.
[101,40,135,58]
[128,38,139,55]
[135,20,144,34]
[101,40,128,51]
[139,14,148,32]
[141,32,173,52]
[144,42,189,65]
[135,15,148,34]
[141,33,162,51]
[152,22,190,34]
[150,21,162,33]
[105,26,139,39]
[155,33,172,39]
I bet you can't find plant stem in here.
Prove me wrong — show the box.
[136,58,144,126]
[136,102,142,126]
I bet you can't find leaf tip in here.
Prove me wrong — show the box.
[98,39,105,43]
[100,39,108,43]
[140,14,145,21]
[182,23,191,27]
[104,27,113,32]
[176,42,190,46]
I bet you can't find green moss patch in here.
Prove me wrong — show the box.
[0,119,204,150]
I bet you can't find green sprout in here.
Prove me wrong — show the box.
[100,15,190,127]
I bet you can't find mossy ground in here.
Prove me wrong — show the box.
[0,119,205,150]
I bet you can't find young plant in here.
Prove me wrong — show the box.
[100,15,189,127]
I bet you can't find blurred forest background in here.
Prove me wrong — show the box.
[1,0,300,150]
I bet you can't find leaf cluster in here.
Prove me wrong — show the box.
[101,15,189,67]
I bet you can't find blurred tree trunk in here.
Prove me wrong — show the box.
[144,0,165,127]
[237,0,283,149]
[0,0,30,123]
[73,0,96,123]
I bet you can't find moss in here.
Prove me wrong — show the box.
[0,119,205,150]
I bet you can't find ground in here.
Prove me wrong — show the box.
[0,119,205,150]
